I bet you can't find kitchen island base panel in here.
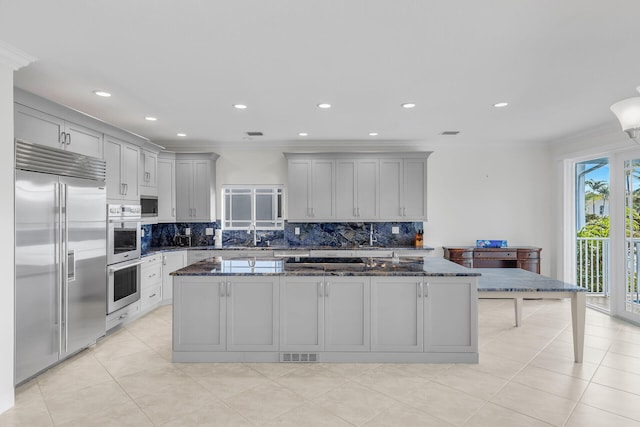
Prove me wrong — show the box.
[172,351,479,364]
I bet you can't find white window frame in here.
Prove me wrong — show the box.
[221,185,284,230]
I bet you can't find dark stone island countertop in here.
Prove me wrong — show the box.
[170,256,480,277]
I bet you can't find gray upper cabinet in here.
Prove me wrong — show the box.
[336,159,378,220]
[286,158,335,221]
[379,157,428,221]
[105,135,140,202]
[175,153,218,222]
[157,153,176,223]
[287,152,430,222]
[15,104,103,159]
[140,149,158,196]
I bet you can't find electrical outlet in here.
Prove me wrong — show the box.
[295,227,300,235]
[205,228,213,236]
[185,228,191,235]
[392,226,399,234]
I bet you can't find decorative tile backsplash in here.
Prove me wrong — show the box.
[142,221,423,252]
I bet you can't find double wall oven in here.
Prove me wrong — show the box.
[107,204,143,314]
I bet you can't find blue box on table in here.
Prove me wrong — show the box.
[476,240,508,248]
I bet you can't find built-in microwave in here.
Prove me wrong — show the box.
[140,196,158,218]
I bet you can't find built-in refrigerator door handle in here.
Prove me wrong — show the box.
[62,183,69,354]
[67,250,76,282]
[55,182,63,355]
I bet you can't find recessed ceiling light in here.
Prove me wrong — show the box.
[177,133,187,137]
[493,102,509,108]
[317,103,331,109]
[401,103,416,109]
[93,90,111,97]
[298,132,308,136]
[144,116,157,121]
[233,104,247,109]
[369,132,379,136]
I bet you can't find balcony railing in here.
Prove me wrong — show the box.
[577,237,610,296]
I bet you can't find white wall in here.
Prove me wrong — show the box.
[213,142,554,276]
[0,64,15,413]
[425,143,553,275]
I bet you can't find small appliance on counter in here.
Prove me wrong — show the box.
[174,234,192,247]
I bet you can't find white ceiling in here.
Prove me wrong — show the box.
[2,0,640,151]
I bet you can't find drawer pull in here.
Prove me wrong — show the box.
[149,293,156,298]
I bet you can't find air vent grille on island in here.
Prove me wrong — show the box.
[280,353,318,362]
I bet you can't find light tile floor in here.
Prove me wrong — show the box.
[3,299,640,426]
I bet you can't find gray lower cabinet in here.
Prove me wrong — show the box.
[423,278,477,353]
[280,276,370,352]
[280,277,324,351]
[173,277,226,351]
[173,276,279,352]
[370,277,423,352]
[370,276,477,353]
[161,251,187,302]
[226,277,279,351]
[174,275,477,362]
[324,277,370,351]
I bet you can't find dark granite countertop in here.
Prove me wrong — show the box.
[170,256,479,277]
[143,245,434,256]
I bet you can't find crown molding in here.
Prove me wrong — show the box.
[0,40,35,70]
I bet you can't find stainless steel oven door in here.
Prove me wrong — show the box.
[107,220,141,265]
[107,258,143,314]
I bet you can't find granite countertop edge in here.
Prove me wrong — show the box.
[170,256,480,277]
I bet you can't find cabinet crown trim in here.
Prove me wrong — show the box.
[284,151,432,160]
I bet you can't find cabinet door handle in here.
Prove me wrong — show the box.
[226,282,231,297]
[357,207,360,217]
[403,207,406,216]
[219,282,225,297]
[124,183,128,195]
[59,131,65,145]
[120,183,125,195]
[353,208,357,217]
[325,282,330,297]
[66,133,71,145]
[318,282,324,297]
[193,208,196,217]
[149,293,157,298]
[162,255,167,265]
[424,282,429,297]
[417,282,422,298]
[172,208,176,217]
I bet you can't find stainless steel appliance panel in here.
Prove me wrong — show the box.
[15,169,107,384]
[107,258,143,314]
[15,171,60,383]
[60,176,107,357]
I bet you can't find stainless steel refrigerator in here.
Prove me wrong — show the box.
[15,140,107,384]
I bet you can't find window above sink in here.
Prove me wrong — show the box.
[222,185,284,231]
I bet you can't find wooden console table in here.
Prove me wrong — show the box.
[443,246,541,274]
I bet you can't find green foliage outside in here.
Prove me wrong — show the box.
[577,208,640,293]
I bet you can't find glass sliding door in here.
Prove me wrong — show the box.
[623,158,640,320]
[575,158,610,312]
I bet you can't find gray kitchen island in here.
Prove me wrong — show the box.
[170,256,481,363]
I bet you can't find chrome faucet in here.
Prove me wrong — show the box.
[247,224,260,246]
[369,224,378,246]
